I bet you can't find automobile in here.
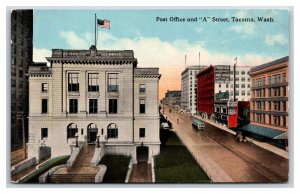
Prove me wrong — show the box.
[161,122,171,129]
[192,119,205,130]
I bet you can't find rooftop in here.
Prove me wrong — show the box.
[134,68,160,75]
[250,56,289,74]
[46,46,138,66]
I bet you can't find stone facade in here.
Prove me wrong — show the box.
[181,65,207,114]
[27,47,161,163]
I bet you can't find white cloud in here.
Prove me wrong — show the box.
[229,10,256,35]
[57,30,272,99]
[195,27,203,34]
[265,34,288,46]
[33,47,51,63]
[59,31,89,49]
[229,23,256,35]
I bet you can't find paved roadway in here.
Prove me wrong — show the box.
[162,106,288,183]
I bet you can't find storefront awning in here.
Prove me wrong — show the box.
[240,124,287,139]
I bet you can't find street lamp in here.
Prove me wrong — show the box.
[97,135,100,148]
[75,132,79,147]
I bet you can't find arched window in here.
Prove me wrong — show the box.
[107,123,118,138]
[87,123,97,129]
[67,123,78,138]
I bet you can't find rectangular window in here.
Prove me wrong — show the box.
[269,102,272,111]
[108,125,118,138]
[283,101,286,111]
[108,73,119,92]
[11,68,16,76]
[241,84,245,88]
[68,73,79,92]
[42,83,48,92]
[88,73,99,92]
[268,76,271,84]
[19,81,23,88]
[283,72,286,82]
[241,71,245,75]
[41,128,48,139]
[89,99,98,114]
[222,107,227,114]
[274,102,277,111]
[139,84,146,93]
[283,116,286,127]
[268,88,271,97]
[140,99,146,113]
[241,77,245,82]
[69,99,78,113]
[11,57,16,65]
[19,70,23,78]
[109,99,118,113]
[42,99,48,114]
[11,79,16,87]
[283,86,286,96]
[139,128,145,138]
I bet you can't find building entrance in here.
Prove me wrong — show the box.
[88,129,98,143]
[136,146,149,163]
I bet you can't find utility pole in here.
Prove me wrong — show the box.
[17,111,26,158]
[233,57,237,102]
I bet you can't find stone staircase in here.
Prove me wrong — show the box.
[49,144,100,183]
[129,162,152,183]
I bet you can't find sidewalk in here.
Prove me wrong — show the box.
[193,115,289,159]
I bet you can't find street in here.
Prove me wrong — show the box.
[162,105,288,183]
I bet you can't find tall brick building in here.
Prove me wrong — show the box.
[247,56,289,147]
[27,46,161,162]
[11,10,33,149]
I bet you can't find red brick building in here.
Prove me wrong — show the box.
[196,65,215,115]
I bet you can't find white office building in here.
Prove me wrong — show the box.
[181,65,207,114]
[214,65,252,101]
[27,46,161,163]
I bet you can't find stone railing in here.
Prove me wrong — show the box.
[11,157,37,176]
[150,156,155,183]
[95,165,107,183]
[91,146,105,167]
[124,158,134,183]
[66,146,81,167]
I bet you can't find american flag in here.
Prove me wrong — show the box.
[97,19,110,29]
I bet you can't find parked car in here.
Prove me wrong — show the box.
[161,122,171,130]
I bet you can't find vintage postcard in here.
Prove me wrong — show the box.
[10,8,289,184]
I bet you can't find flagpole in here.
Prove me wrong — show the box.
[95,14,97,49]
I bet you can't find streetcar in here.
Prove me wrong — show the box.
[192,119,205,130]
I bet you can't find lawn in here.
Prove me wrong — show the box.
[19,155,70,183]
[99,155,131,183]
[155,130,210,183]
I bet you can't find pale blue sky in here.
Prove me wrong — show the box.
[33,9,289,57]
[33,9,290,98]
